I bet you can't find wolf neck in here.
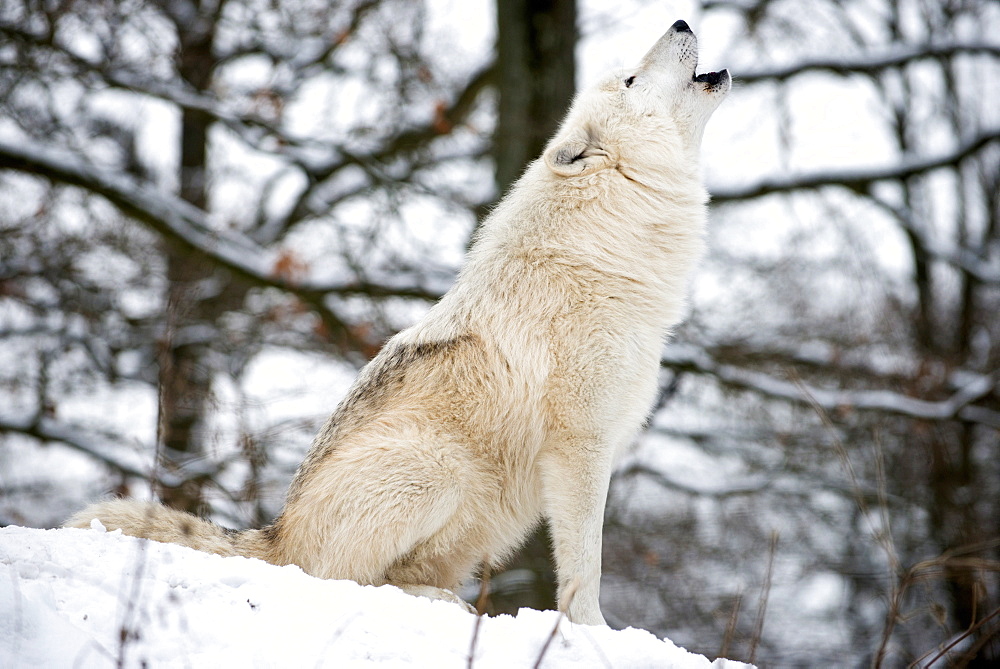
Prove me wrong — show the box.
[464,159,706,311]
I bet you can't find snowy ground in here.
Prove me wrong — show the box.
[1,525,753,668]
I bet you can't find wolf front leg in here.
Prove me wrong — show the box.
[538,442,614,626]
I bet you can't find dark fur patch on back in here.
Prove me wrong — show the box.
[337,336,473,422]
[283,334,478,504]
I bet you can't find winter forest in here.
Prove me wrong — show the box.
[1,0,999,666]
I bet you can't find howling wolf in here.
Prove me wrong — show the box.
[67,20,729,626]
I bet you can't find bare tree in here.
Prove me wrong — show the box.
[600,0,1000,665]
[0,0,493,525]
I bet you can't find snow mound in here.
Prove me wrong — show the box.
[0,525,753,668]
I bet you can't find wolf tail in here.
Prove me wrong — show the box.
[63,498,271,561]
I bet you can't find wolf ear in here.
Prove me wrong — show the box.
[543,130,610,177]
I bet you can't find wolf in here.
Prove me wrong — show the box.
[66,20,729,626]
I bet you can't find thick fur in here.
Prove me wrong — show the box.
[66,22,729,626]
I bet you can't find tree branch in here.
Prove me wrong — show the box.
[251,61,496,239]
[0,414,166,484]
[293,62,496,184]
[867,196,1000,284]
[0,413,231,488]
[710,128,1000,204]
[737,43,1000,85]
[662,343,1000,428]
[0,138,444,303]
[0,21,494,217]
[0,138,446,353]
[615,462,774,498]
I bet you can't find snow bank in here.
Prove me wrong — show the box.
[0,525,753,668]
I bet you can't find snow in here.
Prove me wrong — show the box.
[0,525,753,668]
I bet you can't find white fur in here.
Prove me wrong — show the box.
[66,22,729,626]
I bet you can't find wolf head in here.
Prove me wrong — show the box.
[544,20,730,180]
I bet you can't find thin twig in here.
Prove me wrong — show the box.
[533,579,578,669]
[719,590,743,660]
[748,532,777,665]
[476,564,492,615]
[917,605,1000,668]
[467,565,491,669]
[115,533,151,668]
[794,377,905,668]
[533,612,565,669]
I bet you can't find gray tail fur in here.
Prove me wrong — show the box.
[63,498,271,561]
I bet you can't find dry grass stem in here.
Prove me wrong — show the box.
[467,563,492,669]
[533,579,578,669]
[718,590,743,660]
[748,532,777,665]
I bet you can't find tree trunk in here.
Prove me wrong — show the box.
[490,0,577,615]
[156,13,224,514]
[494,0,577,194]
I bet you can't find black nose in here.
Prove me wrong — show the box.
[672,20,691,33]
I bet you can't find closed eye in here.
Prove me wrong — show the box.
[624,75,636,88]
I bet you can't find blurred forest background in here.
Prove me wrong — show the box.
[1,0,999,666]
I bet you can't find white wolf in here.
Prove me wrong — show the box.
[66,20,729,626]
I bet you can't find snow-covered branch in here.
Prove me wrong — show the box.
[615,462,774,498]
[0,21,494,240]
[0,138,445,304]
[0,414,164,484]
[0,137,450,353]
[616,458,909,507]
[867,197,1000,284]
[737,43,1000,85]
[708,128,1000,283]
[270,62,495,238]
[0,410,234,491]
[0,22,286,136]
[662,344,1000,428]
[710,128,1000,204]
